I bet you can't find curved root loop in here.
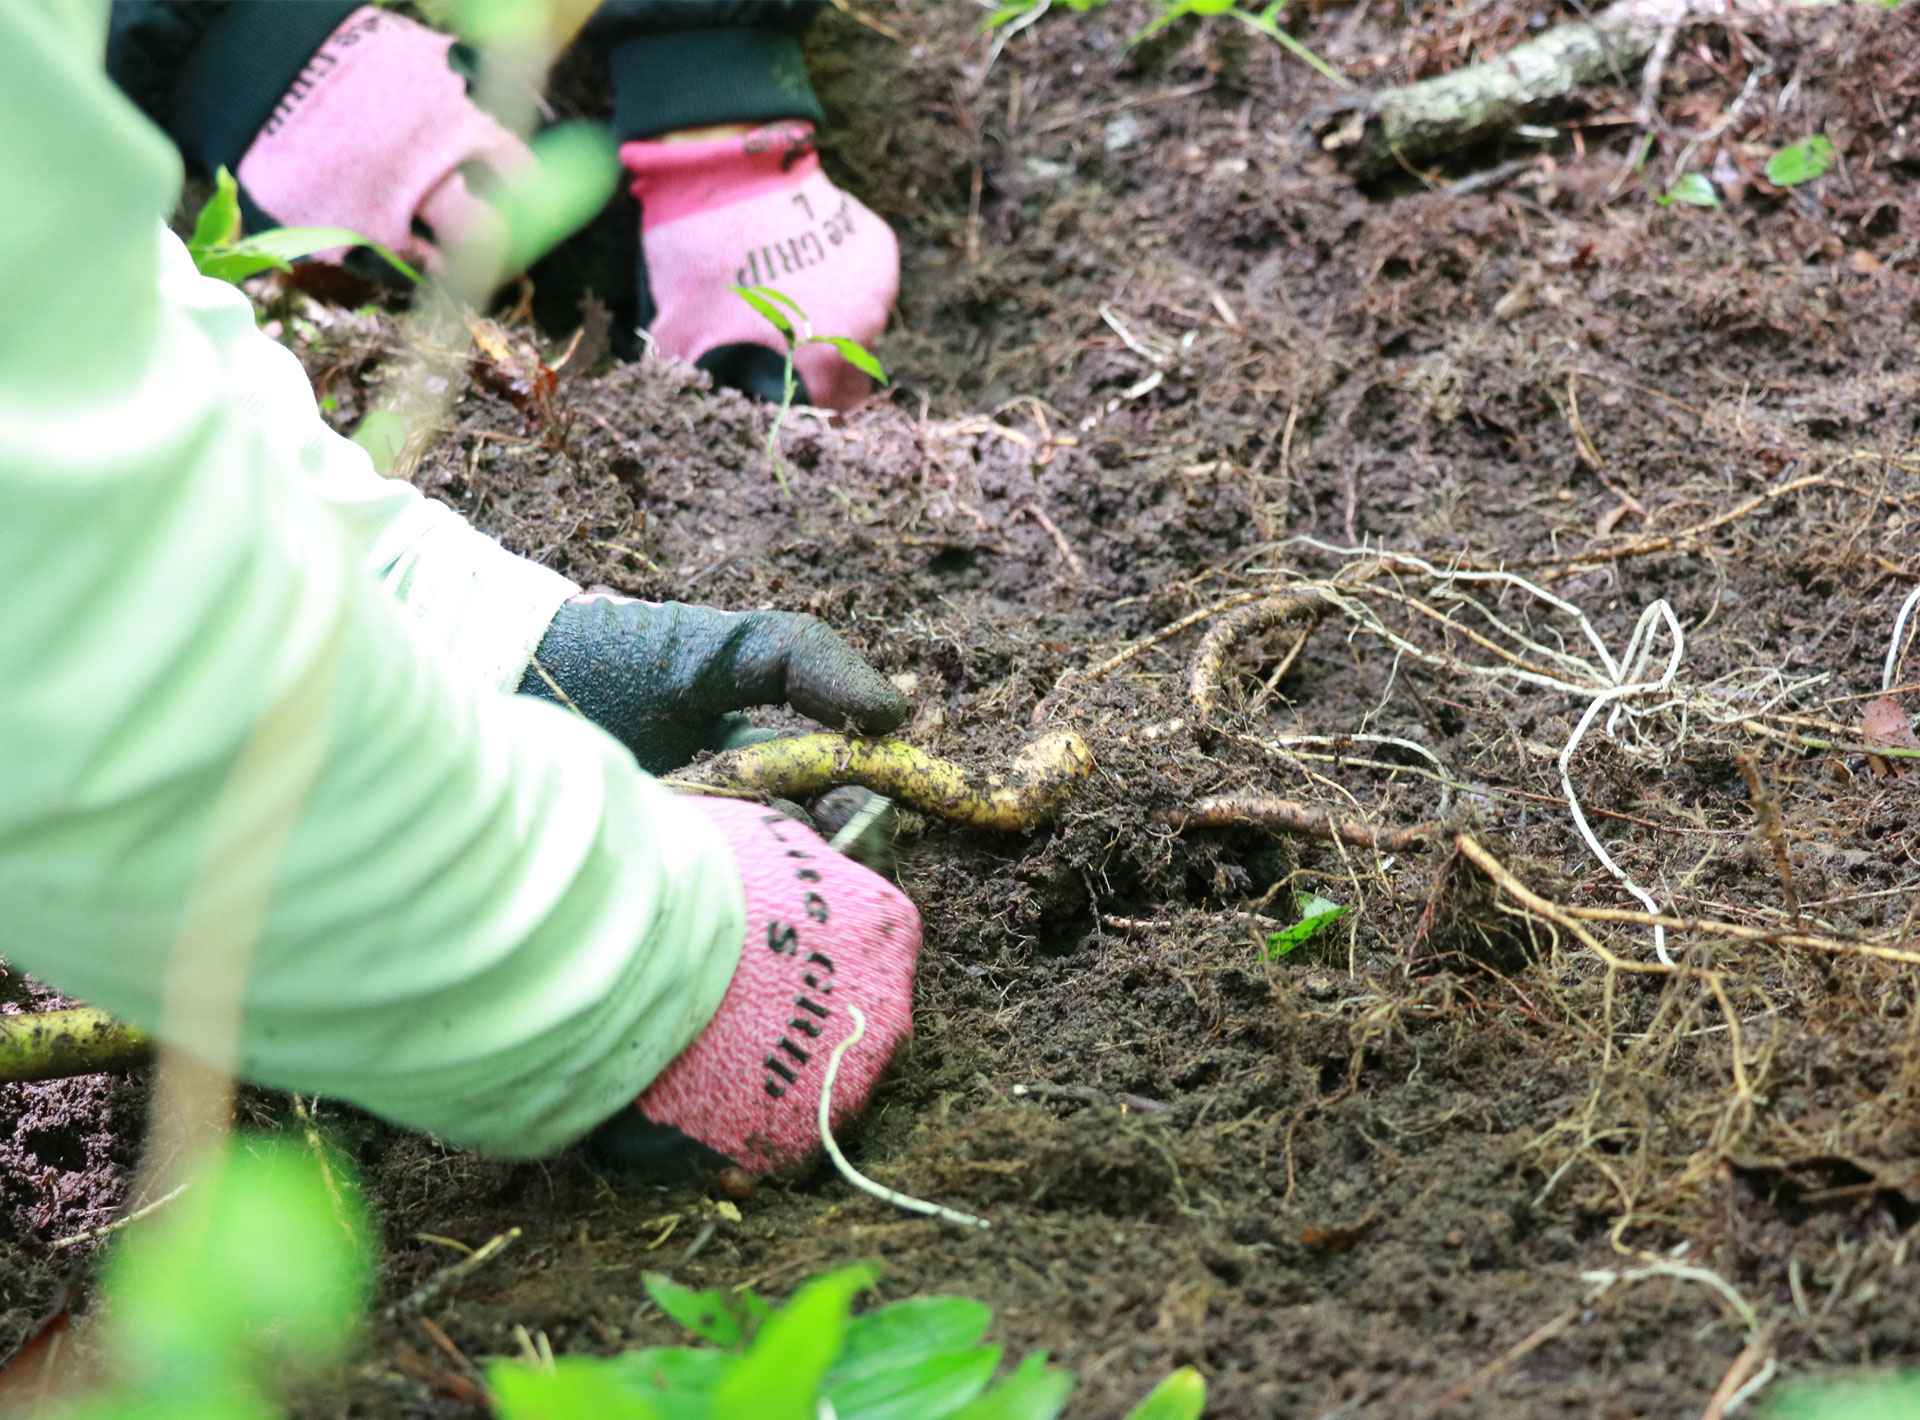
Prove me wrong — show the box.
[1188,589,1330,721]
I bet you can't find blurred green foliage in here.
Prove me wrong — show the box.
[38,1140,369,1420]
[490,1262,1207,1420]
[26,1144,1198,1420]
[187,167,419,287]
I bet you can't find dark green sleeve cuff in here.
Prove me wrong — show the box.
[608,27,825,142]
[167,0,359,176]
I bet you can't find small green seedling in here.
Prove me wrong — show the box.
[187,166,421,287]
[1264,892,1348,959]
[1765,135,1836,188]
[981,0,1110,28]
[983,0,1349,90]
[1658,173,1722,210]
[490,1261,1206,1420]
[1763,1372,1920,1418]
[729,284,887,493]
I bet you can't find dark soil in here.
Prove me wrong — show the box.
[13,2,1920,1415]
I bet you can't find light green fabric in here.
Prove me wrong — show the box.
[0,0,746,1156]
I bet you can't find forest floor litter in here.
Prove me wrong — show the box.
[7,1,1920,1415]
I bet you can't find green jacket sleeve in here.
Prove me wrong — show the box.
[0,0,745,1157]
[158,238,586,693]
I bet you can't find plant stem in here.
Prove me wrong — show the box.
[763,346,796,495]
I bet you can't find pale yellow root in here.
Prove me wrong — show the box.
[0,1007,151,1083]
[669,731,1095,831]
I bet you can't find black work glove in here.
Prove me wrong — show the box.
[517,595,906,775]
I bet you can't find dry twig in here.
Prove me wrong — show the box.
[387,1228,522,1319]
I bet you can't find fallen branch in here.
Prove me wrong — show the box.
[669,731,1094,832]
[1310,0,1826,177]
[0,1008,150,1084]
[1164,794,1435,852]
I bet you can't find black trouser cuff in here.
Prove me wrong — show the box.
[609,27,824,142]
[167,0,361,177]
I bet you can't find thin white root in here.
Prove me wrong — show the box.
[1274,540,1695,965]
[1557,599,1685,968]
[820,1006,990,1230]
[1581,1259,1760,1339]
[51,1180,190,1250]
[1882,584,1920,693]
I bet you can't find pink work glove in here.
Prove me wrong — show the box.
[235,6,530,274]
[621,121,899,412]
[634,797,919,1174]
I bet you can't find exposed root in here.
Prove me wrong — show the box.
[1735,752,1800,921]
[669,731,1094,832]
[1164,794,1436,852]
[1031,587,1274,723]
[0,1007,151,1084]
[1457,834,1920,969]
[820,1005,989,1230]
[1268,538,1840,965]
[1187,588,1331,721]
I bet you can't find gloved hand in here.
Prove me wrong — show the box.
[618,796,919,1174]
[234,6,530,274]
[517,594,907,776]
[621,121,899,412]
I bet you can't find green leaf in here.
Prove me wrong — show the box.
[1659,173,1721,209]
[189,166,243,253]
[980,0,1042,26]
[826,1296,1002,1419]
[754,286,809,316]
[828,1347,1003,1420]
[488,1357,666,1420]
[1764,1374,1920,1419]
[1121,1367,1207,1420]
[710,1262,879,1420]
[833,1297,994,1380]
[1228,4,1352,88]
[1264,893,1347,959]
[810,335,887,382]
[1766,134,1836,187]
[193,249,292,284]
[236,226,423,284]
[644,1273,744,1349]
[602,1347,735,1418]
[730,284,797,339]
[947,1353,1075,1420]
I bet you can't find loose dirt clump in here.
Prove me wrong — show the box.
[9,1,1920,1416]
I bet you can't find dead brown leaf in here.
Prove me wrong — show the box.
[1860,695,1919,776]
